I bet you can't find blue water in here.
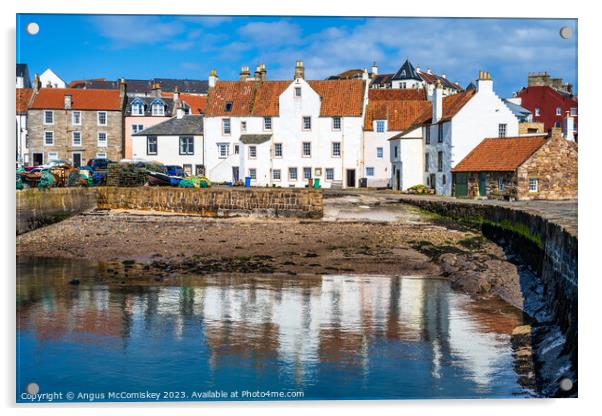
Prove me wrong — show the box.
[17,257,536,402]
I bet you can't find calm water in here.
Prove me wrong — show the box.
[17,257,536,402]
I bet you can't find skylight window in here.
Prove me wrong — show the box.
[225,101,233,112]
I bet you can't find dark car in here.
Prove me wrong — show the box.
[86,158,113,171]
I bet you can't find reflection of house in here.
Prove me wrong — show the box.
[452,128,577,200]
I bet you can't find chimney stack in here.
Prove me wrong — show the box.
[259,64,267,81]
[476,70,493,93]
[119,78,127,99]
[33,73,40,91]
[432,79,443,123]
[427,68,432,75]
[564,111,575,141]
[294,60,305,80]
[151,81,162,97]
[240,66,250,81]
[371,61,378,77]
[64,94,72,110]
[208,69,218,88]
[362,68,369,81]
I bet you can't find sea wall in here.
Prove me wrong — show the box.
[16,188,98,235]
[399,196,577,366]
[96,187,323,218]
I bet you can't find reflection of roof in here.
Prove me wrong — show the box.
[239,134,272,144]
[30,88,122,111]
[205,79,366,117]
[452,136,548,172]
[16,88,34,113]
[134,115,204,136]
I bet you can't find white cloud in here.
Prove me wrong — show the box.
[237,21,302,46]
[90,16,184,48]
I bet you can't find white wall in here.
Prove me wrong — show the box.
[132,134,204,172]
[363,126,395,188]
[39,69,66,89]
[16,114,29,164]
[389,126,424,191]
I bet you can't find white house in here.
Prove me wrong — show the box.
[362,89,429,188]
[16,88,34,164]
[132,113,204,176]
[390,71,519,196]
[39,68,66,89]
[203,62,367,188]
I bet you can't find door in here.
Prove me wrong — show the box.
[195,164,205,176]
[395,169,401,191]
[72,152,82,168]
[346,169,356,188]
[232,166,239,182]
[429,174,436,190]
[33,153,43,166]
[479,172,487,197]
[454,173,468,198]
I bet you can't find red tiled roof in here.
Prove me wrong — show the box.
[452,135,548,172]
[368,88,427,101]
[180,93,207,115]
[407,89,476,129]
[30,88,122,111]
[205,79,365,117]
[16,88,34,113]
[364,100,431,131]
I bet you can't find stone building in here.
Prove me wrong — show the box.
[451,128,577,200]
[27,83,126,166]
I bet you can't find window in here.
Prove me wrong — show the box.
[376,147,383,158]
[132,124,144,134]
[555,121,561,128]
[264,117,272,131]
[325,168,334,181]
[131,103,144,116]
[498,123,507,138]
[96,152,107,159]
[498,177,504,192]
[303,167,312,179]
[376,120,385,133]
[151,103,164,116]
[331,142,341,157]
[529,178,538,192]
[222,118,231,135]
[218,143,229,158]
[240,121,247,132]
[47,152,58,161]
[332,117,341,131]
[248,146,257,159]
[425,126,431,144]
[272,169,281,181]
[72,131,82,146]
[249,168,257,180]
[442,174,446,185]
[570,107,577,116]
[97,111,107,126]
[303,116,312,131]
[437,151,443,172]
[425,153,430,172]
[97,132,108,147]
[437,124,443,143]
[44,131,54,146]
[289,167,298,181]
[43,111,54,125]
[394,146,398,159]
[295,87,302,97]
[234,144,240,154]
[147,136,158,155]
[535,108,541,117]
[556,107,562,116]
[366,167,374,177]
[183,164,192,176]
[72,111,81,125]
[274,143,282,158]
[179,136,194,155]
[302,142,311,157]
[224,101,233,112]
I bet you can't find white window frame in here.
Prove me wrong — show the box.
[303,167,312,179]
[274,143,282,158]
[376,147,384,159]
[302,142,311,157]
[151,103,164,116]
[131,103,144,116]
[132,124,144,134]
[72,131,82,146]
[272,169,281,181]
[43,131,54,146]
[97,111,108,126]
[332,117,341,131]
[47,151,59,161]
[240,121,247,132]
[43,110,54,125]
[331,142,341,158]
[263,117,272,131]
[288,167,298,181]
[218,143,229,158]
[72,111,82,126]
[325,168,334,181]
[295,87,302,97]
[302,116,312,131]
[96,152,107,159]
[97,132,108,148]
[179,136,194,155]
[249,168,257,180]
[366,167,374,177]
[375,120,385,133]
[222,118,231,136]
[147,136,158,155]
[498,123,507,138]
[529,178,538,193]
[556,107,562,116]
[248,145,257,159]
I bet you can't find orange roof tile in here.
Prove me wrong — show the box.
[180,93,207,115]
[30,88,122,111]
[364,100,431,131]
[16,88,34,113]
[452,136,548,172]
[205,79,365,117]
[368,88,427,101]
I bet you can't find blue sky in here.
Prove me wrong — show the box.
[16,14,577,97]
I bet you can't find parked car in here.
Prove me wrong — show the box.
[86,158,113,171]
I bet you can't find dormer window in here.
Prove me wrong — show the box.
[132,102,144,116]
[376,120,385,133]
[151,103,165,116]
[224,101,233,112]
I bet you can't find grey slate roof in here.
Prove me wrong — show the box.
[133,115,204,136]
[125,95,185,117]
[16,64,31,88]
[503,99,532,122]
[71,78,209,95]
[239,134,272,144]
[392,59,422,81]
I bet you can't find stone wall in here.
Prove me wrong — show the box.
[519,122,545,135]
[398,196,577,368]
[16,188,98,234]
[96,187,323,218]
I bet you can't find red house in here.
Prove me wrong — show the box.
[516,86,577,140]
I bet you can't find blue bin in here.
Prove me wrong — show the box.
[245,176,251,188]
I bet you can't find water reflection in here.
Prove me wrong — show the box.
[17,258,535,400]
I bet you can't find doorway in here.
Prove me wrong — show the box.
[232,166,240,182]
[33,153,43,166]
[479,172,487,197]
[395,169,401,191]
[346,169,356,188]
[454,173,468,198]
[72,152,82,168]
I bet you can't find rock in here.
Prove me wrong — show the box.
[68,278,80,285]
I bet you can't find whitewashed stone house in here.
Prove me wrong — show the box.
[390,71,519,195]
[39,68,66,89]
[203,62,367,188]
